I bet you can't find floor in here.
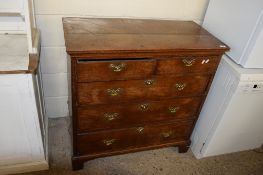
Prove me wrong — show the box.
[23,117,263,175]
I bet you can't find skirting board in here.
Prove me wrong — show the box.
[0,160,48,175]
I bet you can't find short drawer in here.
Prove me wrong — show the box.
[77,121,193,155]
[76,59,156,82]
[157,56,220,75]
[77,97,202,132]
[77,75,210,105]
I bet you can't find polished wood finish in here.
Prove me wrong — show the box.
[63,18,228,55]
[77,121,193,155]
[77,97,202,132]
[178,144,190,153]
[77,75,210,105]
[156,56,220,75]
[76,59,156,82]
[63,18,229,170]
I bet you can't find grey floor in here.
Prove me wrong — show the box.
[24,117,263,175]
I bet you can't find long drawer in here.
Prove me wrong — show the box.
[77,75,210,105]
[77,97,202,132]
[77,121,194,155]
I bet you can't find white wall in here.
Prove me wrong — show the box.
[35,0,210,118]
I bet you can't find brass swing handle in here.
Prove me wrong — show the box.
[140,103,150,111]
[103,139,116,146]
[161,131,173,138]
[182,58,195,67]
[168,106,180,113]
[144,79,154,86]
[106,88,122,96]
[136,127,144,133]
[104,113,119,121]
[109,63,126,72]
[175,83,186,91]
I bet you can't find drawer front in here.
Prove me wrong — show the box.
[76,59,156,82]
[77,75,210,105]
[77,97,202,132]
[77,121,193,155]
[157,56,219,75]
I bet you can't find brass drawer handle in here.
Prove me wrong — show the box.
[175,83,186,91]
[104,113,119,121]
[161,131,173,138]
[107,88,121,96]
[144,79,154,86]
[140,103,149,111]
[109,63,126,72]
[103,139,116,146]
[136,127,144,133]
[168,106,179,113]
[182,58,195,67]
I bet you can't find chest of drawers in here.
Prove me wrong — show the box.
[63,18,229,170]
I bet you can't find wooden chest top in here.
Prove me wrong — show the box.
[63,18,229,56]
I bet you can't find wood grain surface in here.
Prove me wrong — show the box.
[77,97,202,132]
[77,121,194,155]
[77,74,210,105]
[63,18,229,55]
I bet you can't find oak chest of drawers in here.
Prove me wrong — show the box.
[63,17,229,170]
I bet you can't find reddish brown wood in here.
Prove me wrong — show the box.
[63,18,229,56]
[63,18,229,170]
[77,74,210,105]
[77,97,202,132]
[178,144,190,153]
[72,159,84,171]
[77,121,193,155]
[71,52,224,60]
[71,59,78,156]
[72,140,189,163]
[156,56,220,75]
[76,59,156,82]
